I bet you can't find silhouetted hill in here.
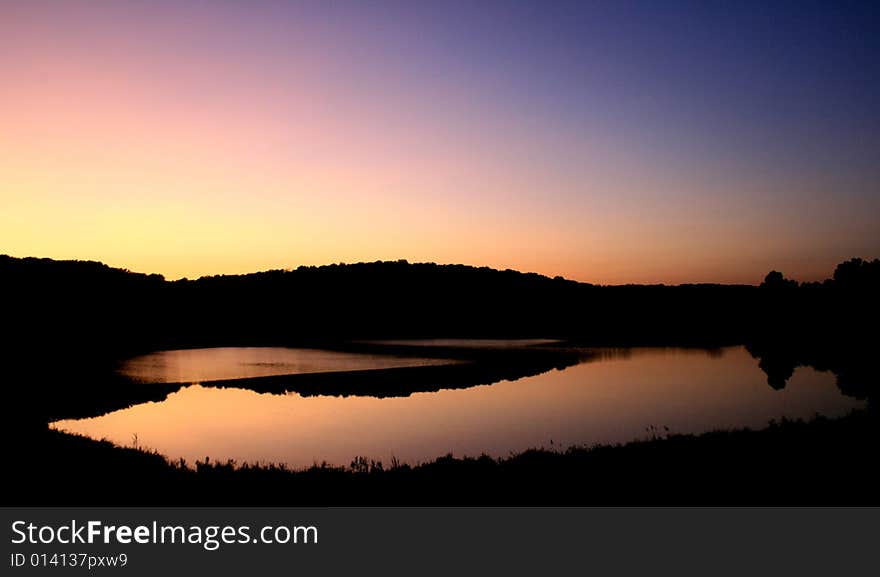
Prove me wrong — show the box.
[2,254,878,395]
[2,255,761,353]
[3,254,878,504]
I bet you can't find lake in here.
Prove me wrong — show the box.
[116,346,453,383]
[50,344,863,469]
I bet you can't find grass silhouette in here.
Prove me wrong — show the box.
[10,408,876,506]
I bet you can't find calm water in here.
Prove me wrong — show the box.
[52,346,863,469]
[364,338,560,348]
[117,346,452,383]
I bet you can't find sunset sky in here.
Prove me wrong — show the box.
[2,0,878,284]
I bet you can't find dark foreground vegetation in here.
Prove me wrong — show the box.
[1,254,878,504]
[10,408,877,505]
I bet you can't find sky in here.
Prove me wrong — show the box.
[1,0,878,284]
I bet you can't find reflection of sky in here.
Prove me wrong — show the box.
[117,347,451,384]
[52,347,864,468]
[2,1,878,283]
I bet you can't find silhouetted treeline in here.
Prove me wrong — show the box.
[3,255,878,504]
[0,255,740,428]
[746,258,880,398]
[3,254,877,355]
[0,256,738,353]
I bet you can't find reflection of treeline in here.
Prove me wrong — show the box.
[747,258,879,399]
[4,255,875,355]
[3,256,877,503]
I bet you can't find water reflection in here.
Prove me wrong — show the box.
[119,346,451,384]
[53,346,863,469]
[363,338,560,348]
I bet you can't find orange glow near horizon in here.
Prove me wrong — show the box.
[2,1,877,285]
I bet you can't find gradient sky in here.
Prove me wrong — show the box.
[2,0,878,284]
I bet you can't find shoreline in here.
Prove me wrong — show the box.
[15,408,877,506]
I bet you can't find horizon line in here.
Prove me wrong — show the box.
[5,252,865,288]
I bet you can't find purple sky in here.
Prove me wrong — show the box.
[2,0,878,283]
